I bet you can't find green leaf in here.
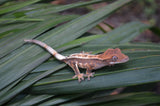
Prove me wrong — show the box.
[2,0,159,105]
[31,57,160,94]
[0,15,77,58]
[38,94,82,106]
[9,95,54,106]
[0,0,41,15]
[60,92,160,106]
[58,34,106,51]
[0,18,44,23]
[0,0,132,92]
[0,35,107,104]
[26,46,160,75]
[25,0,110,16]
[0,0,108,20]
[88,21,150,44]
[0,64,66,105]
[24,20,158,94]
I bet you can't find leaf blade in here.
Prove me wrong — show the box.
[0,0,41,15]
[0,0,132,91]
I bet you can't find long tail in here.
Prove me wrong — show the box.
[24,39,66,60]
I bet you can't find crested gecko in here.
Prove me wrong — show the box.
[24,39,129,82]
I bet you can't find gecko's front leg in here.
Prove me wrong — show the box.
[68,61,84,82]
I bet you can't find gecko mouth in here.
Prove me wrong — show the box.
[122,57,129,63]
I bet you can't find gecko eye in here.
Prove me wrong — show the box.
[112,56,118,61]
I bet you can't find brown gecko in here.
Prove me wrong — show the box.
[24,39,129,82]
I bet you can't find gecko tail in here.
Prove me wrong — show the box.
[24,39,66,60]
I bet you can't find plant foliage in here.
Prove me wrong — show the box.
[0,0,160,105]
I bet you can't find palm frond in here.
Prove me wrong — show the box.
[0,0,160,105]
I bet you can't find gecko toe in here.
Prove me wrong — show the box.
[72,75,77,79]
[72,73,84,82]
[85,72,95,80]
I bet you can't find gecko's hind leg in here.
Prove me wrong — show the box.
[68,62,84,82]
[85,69,95,80]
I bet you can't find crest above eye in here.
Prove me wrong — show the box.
[112,56,118,61]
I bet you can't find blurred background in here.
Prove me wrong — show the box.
[50,0,160,43]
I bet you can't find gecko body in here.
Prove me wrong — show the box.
[24,39,129,82]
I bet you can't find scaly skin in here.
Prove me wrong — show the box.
[24,39,129,82]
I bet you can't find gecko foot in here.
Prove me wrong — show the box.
[72,73,84,82]
[85,72,95,80]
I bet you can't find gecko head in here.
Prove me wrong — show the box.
[99,48,129,65]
